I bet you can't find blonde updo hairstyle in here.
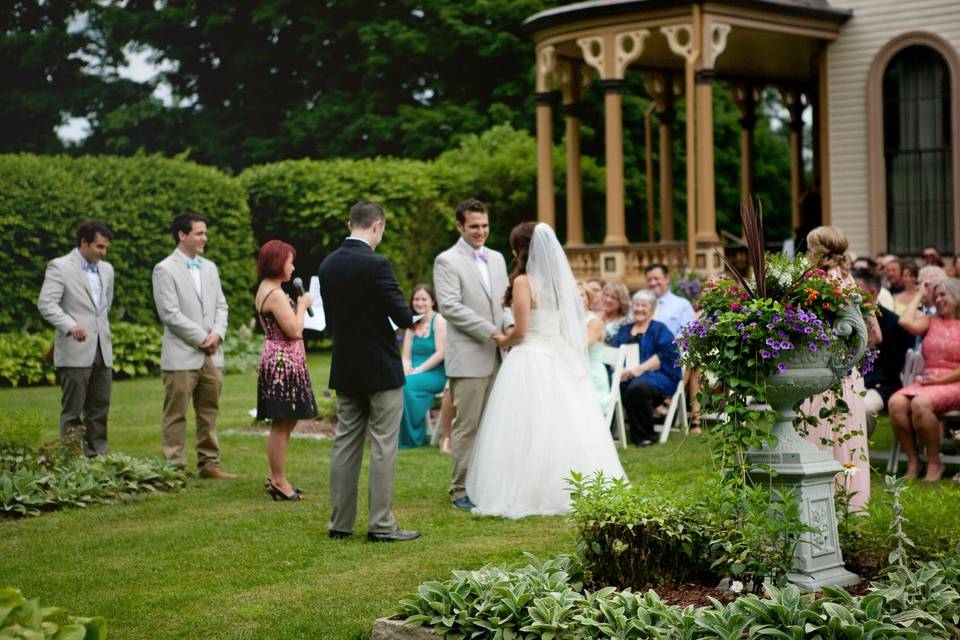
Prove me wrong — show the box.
[806,226,852,274]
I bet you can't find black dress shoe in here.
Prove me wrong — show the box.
[328,530,352,539]
[367,529,422,543]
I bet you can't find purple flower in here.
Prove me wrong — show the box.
[761,350,772,359]
[808,343,818,352]
[322,389,332,398]
[803,326,814,334]
[780,342,792,350]
[765,338,777,346]
[777,362,787,373]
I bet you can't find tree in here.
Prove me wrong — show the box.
[85,0,550,168]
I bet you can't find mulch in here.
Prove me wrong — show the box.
[239,419,337,438]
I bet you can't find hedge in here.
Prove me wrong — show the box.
[241,125,605,292]
[241,157,456,293]
[0,153,256,333]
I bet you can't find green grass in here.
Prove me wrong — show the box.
[1,359,957,639]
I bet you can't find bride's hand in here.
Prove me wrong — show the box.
[492,331,507,348]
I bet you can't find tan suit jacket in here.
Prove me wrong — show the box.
[38,248,114,368]
[433,239,510,378]
[152,252,228,371]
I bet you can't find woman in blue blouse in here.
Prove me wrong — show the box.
[399,284,447,448]
[612,289,681,446]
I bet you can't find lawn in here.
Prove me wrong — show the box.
[0,356,954,639]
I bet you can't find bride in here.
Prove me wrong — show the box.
[466,222,627,519]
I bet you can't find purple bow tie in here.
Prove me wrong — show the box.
[82,261,99,274]
[472,248,488,262]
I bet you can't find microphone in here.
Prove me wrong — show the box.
[292,277,314,317]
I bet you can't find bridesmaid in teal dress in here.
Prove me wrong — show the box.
[400,284,447,448]
[578,282,611,408]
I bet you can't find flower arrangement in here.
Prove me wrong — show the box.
[678,253,870,381]
[676,201,874,475]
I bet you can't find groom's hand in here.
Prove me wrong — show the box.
[492,331,507,348]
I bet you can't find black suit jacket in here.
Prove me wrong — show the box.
[864,305,913,405]
[319,238,413,392]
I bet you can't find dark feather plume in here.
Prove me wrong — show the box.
[715,197,767,299]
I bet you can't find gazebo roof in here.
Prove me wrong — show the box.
[523,0,852,33]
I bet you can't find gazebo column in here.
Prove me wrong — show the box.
[643,73,678,242]
[535,46,557,227]
[661,23,699,269]
[783,88,805,234]
[695,69,719,243]
[562,103,584,244]
[602,80,628,245]
[659,105,676,241]
[557,61,589,245]
[734,83,759,203]
[578,30,649,250]
[694,16,729,247]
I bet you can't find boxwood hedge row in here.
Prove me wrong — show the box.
[0,153,256,332]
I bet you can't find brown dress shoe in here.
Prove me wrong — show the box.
[198,466,238,480]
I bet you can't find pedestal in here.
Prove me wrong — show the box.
[748,415,860,591]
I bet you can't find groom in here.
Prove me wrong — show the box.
[320,201,420,542]
[434,198,511,509]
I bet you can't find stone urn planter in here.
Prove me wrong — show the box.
[747,301,868,591]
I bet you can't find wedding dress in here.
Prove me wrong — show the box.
[465,224,627,519]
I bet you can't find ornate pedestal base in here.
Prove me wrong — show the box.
[748,421,860,591]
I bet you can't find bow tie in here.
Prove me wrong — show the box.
[472,248,488,262]
[81,261,99,274]
[186,257,202,270]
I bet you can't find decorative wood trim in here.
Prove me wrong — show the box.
[867,32,960,255]
[535,45,557,93]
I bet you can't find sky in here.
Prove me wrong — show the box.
[56,45,175,144]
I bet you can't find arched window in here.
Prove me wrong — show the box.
[883,45,953,254]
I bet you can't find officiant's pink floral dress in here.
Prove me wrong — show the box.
[801,268,870,512]
[256,292,317,420]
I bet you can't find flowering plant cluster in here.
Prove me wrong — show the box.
[678,253,872,383]
[672,271,703,303]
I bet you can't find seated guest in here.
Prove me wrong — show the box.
[917,266,948,316]
[889,278,960,481]
[599,282,631,344]
[922,245,943,267]
[578,281,610,408]
[644,263,695,336]
[893,261,918,316]
[852,268,913,436]
[586,277,606,313]
[854,256,895,311]
[947,255,960,278]
[399,284,447,448]
[612,289,681,446]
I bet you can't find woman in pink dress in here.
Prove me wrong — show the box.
[889,277,960,482]
[801,227,878,512]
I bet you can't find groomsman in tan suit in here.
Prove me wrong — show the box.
[38,221,115,457]
[152,213,236,479]
[433,198,511,509]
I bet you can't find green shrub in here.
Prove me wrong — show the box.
[241,157,454,294]
[0,587,107,639]
[0,412,45,450]
[0,437,186,517]
[0,332,55,386]
[0,153,256,333]
[568,473,812,595]
[396,552,960,638]
[223,319,261,375]
[0,323,163,386]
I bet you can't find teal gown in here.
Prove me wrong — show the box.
[400,315,447,448]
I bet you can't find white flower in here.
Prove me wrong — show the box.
[730,580,744,594]
[704,369,719,386]
[842,463,858,476]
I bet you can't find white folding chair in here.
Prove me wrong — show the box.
[599,344,629,449]
[426,390,445,446]
[655,366,688,443]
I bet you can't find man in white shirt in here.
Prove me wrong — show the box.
[152,213,235,479]
[38,221,115,456]
[644,263,695,336]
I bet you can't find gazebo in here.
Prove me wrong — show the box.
[524,0,851,285]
